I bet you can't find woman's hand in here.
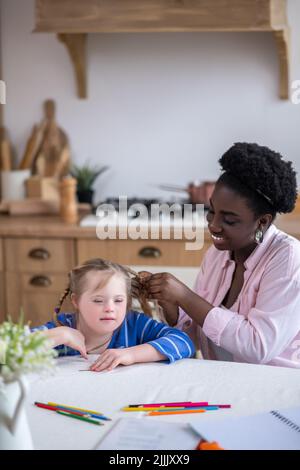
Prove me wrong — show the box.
[157,300,179,326]
[141,272,190,325]
[45,327,88,359]
[147,275,214,328]
[131,271,152,299]
[89,348,135,372]
[147,272,190,305]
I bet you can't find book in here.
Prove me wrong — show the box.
[191,407,300,450]
[94,418,200,450]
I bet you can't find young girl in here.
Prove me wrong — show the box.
[32,258,195,372]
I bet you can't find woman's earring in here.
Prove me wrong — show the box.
[255,228,264,244]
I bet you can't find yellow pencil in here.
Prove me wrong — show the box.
[48,402,103,416]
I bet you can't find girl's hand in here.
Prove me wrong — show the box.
[46,326,88,359]
[63,328,88,359]
[89,348,135,372]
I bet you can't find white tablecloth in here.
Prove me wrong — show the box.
[26,356,300,450]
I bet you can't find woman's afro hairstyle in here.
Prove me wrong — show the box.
[217,142,298,218]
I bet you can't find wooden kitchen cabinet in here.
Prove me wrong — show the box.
[0,239,5,322]
[5,238,75,272]
[5,272,74,326]
[0,272,5,322]
[4,237,75,325]
[77,239,210,267]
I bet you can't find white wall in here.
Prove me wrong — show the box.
[1,0,300,203]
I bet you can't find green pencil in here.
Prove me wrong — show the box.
[56,410,103,426]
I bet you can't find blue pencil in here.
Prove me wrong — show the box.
[52,404,111,421]
[154,406,220,412]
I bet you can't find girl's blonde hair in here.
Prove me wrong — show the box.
[54,258,154,325]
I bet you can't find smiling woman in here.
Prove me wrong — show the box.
[144,142,300,368]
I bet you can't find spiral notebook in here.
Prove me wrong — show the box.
[191,407,300,450]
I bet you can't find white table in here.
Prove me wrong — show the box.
[26,356,300,450]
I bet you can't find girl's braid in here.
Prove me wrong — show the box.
[54,285,71,325]
[126,267,157,317]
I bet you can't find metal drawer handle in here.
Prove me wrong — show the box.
[29,275,52,287]
[138,246,162,258]
[28,248,50,260]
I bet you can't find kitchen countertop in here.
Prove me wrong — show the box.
[0,212,298,239]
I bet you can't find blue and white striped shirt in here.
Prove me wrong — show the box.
[33,311,195,363]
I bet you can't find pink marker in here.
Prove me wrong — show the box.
[129,402,209,408]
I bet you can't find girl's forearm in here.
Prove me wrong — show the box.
[178,288,214,327]
[129,344,166,363]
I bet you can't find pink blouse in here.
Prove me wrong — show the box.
[177,223,300,368]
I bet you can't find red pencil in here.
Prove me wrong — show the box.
[34,402,88,417]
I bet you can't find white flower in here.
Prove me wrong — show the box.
[0,318,57,384]
[0,339,7,365]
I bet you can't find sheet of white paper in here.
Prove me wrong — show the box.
[191,407,300,450]
[95,418,200,450]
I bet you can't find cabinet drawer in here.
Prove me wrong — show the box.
[5,272,74,325]
[5,238,75,272]
[77,239,210,267]
[0,272,5,322]
[0,238,3,271]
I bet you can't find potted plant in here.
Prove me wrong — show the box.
[0,316,57,450]
[71,162,109,205]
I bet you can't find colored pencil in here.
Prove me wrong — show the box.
[154,406,220,412]
[48,402,104,417]
[148,409,206,416]
[128,401,208,407]
[122,406,197,412]
[210,405,231,409]
[56,410,103,425]
[35,402,93,419]
[35,402,85,416]
[34,402,110,421]
[35,402,57,411]
[122,405,217,412]
[54,406,110,421]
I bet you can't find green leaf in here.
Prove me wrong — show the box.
[70,162,109,191]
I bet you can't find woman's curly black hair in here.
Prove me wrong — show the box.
[217,142,298,219]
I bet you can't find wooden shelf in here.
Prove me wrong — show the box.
[35,0,290,99]
[57,33,87,99]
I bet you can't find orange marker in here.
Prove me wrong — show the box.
[196,440,224,451]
